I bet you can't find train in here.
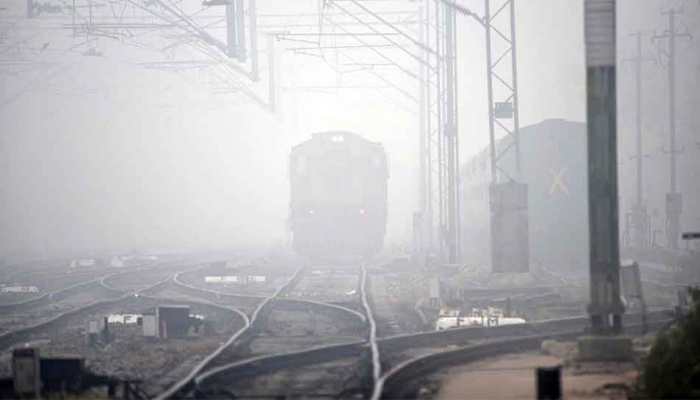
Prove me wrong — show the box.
[289,131,389,261]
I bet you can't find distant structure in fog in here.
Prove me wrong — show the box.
[462,119,587,273]
[652,8,693,250]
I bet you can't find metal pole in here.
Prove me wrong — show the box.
[27,0,34,18]
[668,11,677,196]
[236,0,247,62]
[634,33,643,208]
[72,0,76,36]
[652,9,690,250]
[484,0,497,185]
[435,0,445,260]
[445,4,458,263]
[623,31,650,249]
[584,0,624,334]
[418,4,427,258]
[249,0,259,80]
[225,0,238,57]
[509,0,521,176]
[452,7,461,260]
[267,34,276,112]
[666,10,680,250]
[425,0,434,254]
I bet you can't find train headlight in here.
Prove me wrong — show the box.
[308,209,315,215]
[359,209,366,215]
[331,134,345,143]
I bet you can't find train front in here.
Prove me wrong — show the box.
[289,131,388,262]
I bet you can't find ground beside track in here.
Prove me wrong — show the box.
[0,293,246,396]
[404,336,655,400]
[209,355,366,399]
[369,271,426,337]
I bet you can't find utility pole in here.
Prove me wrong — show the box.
[223,0,248,60]
[415,4,429,264]
[235,0,247,62]
[72,0,76,37]
[266,33,276,112]
[624,32,653,249]
[249,0,259,80]
[225,0,239,58]
[483,0,528,273]
[27,0,34,18]
[653,9,691,250]
[444,5,459,263]
[583,0,624,335]
[441,0,526,271]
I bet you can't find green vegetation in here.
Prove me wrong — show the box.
[642,288,700,398]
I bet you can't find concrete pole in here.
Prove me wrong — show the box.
[584,0,624,334]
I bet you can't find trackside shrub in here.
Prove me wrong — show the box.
[642,288,700,398]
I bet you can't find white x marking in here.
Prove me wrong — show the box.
[549,167,569,195]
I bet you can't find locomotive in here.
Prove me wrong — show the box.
[289,131,388,261]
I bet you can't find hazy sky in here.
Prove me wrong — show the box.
[1,0,698,258]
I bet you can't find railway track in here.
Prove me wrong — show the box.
[153,266,305,400]
[0,264,255,395]
[4,259,676,399]
[171,268,366,322]
[153,265,378,399]
[0,267,176,352]
[195,309,675,399]
[185,264,385,398]
[0,276,123,314]
[0,257,188,314]
[378,314,676,399]
[362,265,382,400]
[0,259,210,350]
[178,262,677,400]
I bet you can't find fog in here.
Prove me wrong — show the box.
[0,0,698,260]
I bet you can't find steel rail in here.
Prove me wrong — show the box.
[179,308,675,399]
[172,269,366,322]
[194,339,366,388]
[154,267,304,400]
[0,258,184,311]
[179,266,371,398]
[377,317,677,399]
[0,273,125,312]
[0,271,181,352]
[361,265,383,400]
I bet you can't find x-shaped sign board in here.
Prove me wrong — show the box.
[549,167,569,195]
